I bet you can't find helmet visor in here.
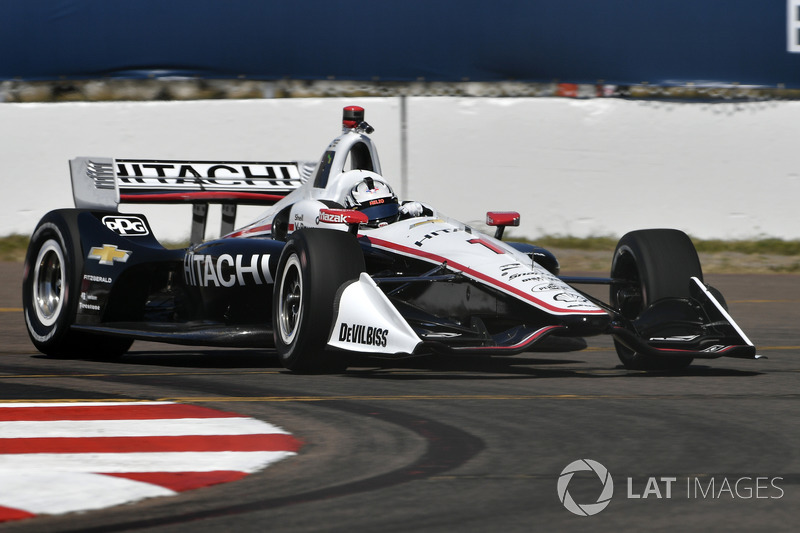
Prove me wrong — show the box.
[360,201,400,223]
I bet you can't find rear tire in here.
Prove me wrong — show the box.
[23,210,132,359]
[273,229,365,373]
[610,229,702,371]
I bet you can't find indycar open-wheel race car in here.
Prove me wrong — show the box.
[23,106,759,373]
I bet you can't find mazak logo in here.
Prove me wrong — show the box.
[102,216,149,236]
[557,459,614,516]
[319,211,348,224]
[317,209,367,226]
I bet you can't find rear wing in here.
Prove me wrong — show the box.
[70,157,315,242]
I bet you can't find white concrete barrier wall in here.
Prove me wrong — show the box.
[1,97,798,241]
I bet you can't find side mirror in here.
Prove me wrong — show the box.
[486,211,520,240]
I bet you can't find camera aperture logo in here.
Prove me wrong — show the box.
[557,459,614,516]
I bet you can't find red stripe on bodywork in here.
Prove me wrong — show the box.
[0,404,245,422]
[466,238,506,254]
[363,236,607,315]
[454,326,564,352]
[120,192,287,203]
[225,224,272,238]
[649,346,736,355]
[0,506,36,522]
[0,434,301,453]
[105,471,249,492]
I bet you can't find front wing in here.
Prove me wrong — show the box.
[608,277,758,360]
[327,273,586,356]
[327,274,759,360]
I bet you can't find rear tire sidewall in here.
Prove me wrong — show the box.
[23,212,83,355]
[23,210,134,359]
[610,229,702,371]
[273,229,365,373]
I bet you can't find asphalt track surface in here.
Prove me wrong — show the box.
[1,261,799,532]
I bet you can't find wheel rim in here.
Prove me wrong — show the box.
[33,239,66,327]
[611,248,643,320]
[277,254,303,345]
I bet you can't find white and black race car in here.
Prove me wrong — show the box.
[23,106,758,372]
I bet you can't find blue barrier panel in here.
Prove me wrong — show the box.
[2,0,799,87]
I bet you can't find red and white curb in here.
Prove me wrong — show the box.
[0,401,302,523]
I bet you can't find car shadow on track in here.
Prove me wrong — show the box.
[340,354,763,380]
[71,348,283,370]
[58,338,762,379]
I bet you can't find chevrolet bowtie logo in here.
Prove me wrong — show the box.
[88,245,131,266]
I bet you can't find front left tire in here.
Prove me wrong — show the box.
[273,229,365,373]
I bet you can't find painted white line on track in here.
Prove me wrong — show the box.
[0,471,176,514]
[0,417,289,438]
[0,401,175,408]
[0,451,296,473]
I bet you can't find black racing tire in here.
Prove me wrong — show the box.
[22,210,133,359]
[610,229,702,371]
[273,229,365,373]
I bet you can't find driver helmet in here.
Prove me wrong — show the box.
[344,176,400,227]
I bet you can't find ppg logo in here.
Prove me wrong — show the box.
[102,216,149,236]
